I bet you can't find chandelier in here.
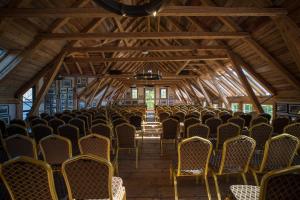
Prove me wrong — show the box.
[93,0,166,17]
[134,68,162,80]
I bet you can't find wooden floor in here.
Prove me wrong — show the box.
[118,137,252,200]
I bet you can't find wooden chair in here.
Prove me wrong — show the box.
[240,114,252,128]
[39,135,72,170]
[187,123,210,138]
[249,123,273,151]
[10,119,26,127]
[62,155,126,200]
[32,124,53,143]
[91,123,113,140]
[283,122,300,139]
[230,165,300,200]
[115,123,139,168]
[160,118,180,155]
[92,118,107,125]
[201,113,215,124]
[175,111,185,122]
[250,133,299,186]
[210,135,256,200]
[3,134,37,159]
[59,114,73,124]
[0,156,59,200]
[220,113,233,124]
[159,112,170,122]
[172,137,213,200]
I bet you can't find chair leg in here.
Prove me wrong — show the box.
[241,173,248,185]
[169,163,173,184]
[160,139,163,156]
[135,147,139,168]
[204,176,212,200]
[212,173,221,200]
[173,172,178,200]
[251,170,260,186]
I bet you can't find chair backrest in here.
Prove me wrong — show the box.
[240,114,252,127]
[218,135,256,174]
[62,155,113,200]
[258,134,299,172]
[39,135,72,165]
[0,119,6,136]
[4,134,37,159]
[220,113,233,124]
[159,112,170,122]
[250,116,269,127]
[59,114,73,123]
[0,156,58,200]
[249,123,273,150]
[217,122,240,150]
[91,123,112,139]
[92,119,107,125]
[187,123,210,138]
[48,118,65,134]
[79,134,110,161]
[205,117,222,138]
[175,112,185,122]
[259,113,272,123]
[32,124,53,143]
[5,124,28,138]
[82,112,93,128]
[30,118,48,127]
[177,137,212,176]
[129,115,142,130]
[183,117,200,138]
[115,123,136,148]
[272,117,290,135]
[10,119,26,127]
[283,122,300,139]
[201,113,215,124]
[112,118,127,128]
[69,118,86,137]
[233,111,243,117]
[161,118,179,140]
[228,117,245,130]
[58,124,80,155]
[259,165,300,200]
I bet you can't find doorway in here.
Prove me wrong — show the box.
[145,87,155,110]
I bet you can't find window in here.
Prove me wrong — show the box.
[131,88,138,99]
[0,48,6,59]
[213,104,218,108]
[23,88,33,120]
[243,104,253,113]
[231,103,239,112]
[262,104,273,116]
[160,88,167,99]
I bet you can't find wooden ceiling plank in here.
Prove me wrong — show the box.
[86,78,106,107]
[195,78,213,106]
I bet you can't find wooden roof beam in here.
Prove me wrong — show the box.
[65,55,228,63]
[39,32,249,40]
[0,7,287,18]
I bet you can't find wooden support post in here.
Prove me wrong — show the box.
[86,78,106,107]
[228,52,264,113]
[195,78,213,107]
[29,52,66,116]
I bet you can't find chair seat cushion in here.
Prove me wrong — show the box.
[111,177,125,200]
[230,185,260,200]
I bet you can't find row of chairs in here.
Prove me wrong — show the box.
[171,134,300,200]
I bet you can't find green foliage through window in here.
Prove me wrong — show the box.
[243,104,253,113]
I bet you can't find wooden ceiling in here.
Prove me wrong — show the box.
[0,0,300,113]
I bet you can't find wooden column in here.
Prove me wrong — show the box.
[228,52,264,113]
[29,52,66,116]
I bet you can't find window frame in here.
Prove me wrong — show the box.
[160,88,167,99]
[131,88,138,99]
[243,103,253,113]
